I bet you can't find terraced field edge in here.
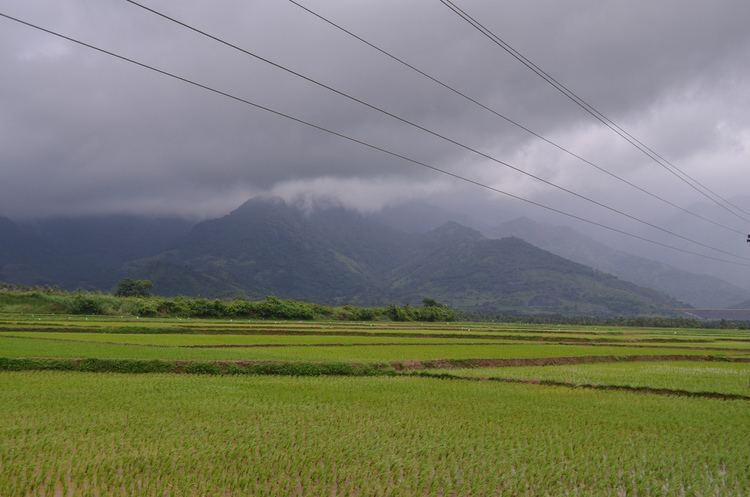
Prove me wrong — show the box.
[408,371,750,401]
[390,354,750,370]
[0,357,394,376]
[3,354,750,377]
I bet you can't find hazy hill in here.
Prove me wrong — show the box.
[492,217,750,308]
[28,215,194,263]
[0,199,689,316]
[134,200,683,315]
[389,223,681,316]
[0,216,57,286]
[729,299,750,309]
[140,197,410,302]
[25,215,195,290]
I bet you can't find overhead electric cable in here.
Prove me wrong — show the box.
[118,0,750,260]
[438,0,750,224]
[284,0,745,237]
[1,11,749,269]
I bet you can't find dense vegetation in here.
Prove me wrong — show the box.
[4,282,749,329]
[114,278,153,297]
[0,286,456,321]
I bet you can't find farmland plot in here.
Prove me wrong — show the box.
[0,372,748,497]
[1,315,749,496]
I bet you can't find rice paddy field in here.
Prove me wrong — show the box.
[1,313,749,496]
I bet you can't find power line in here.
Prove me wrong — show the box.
[438,0,750,224]
[285,0,745,237]
[120,0,750,261]
[439,0,750,223]
[1,11,749,269]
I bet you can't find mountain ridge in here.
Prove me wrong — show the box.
[492,217,750,308]
[0,199,689,316]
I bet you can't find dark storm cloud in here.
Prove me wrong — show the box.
[1,0,749,223]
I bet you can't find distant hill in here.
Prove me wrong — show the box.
[140,197,408,302]
[27,215,194,264]
[0,216,57,286]
[120,199,686,316]
[388,223,681,316]
[492,217,750,309]
[0,199,688,316]
[729,299,750,309]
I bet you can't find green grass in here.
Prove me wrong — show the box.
[1,372,748,497]
[2,315,749,495]
[3,312,748,332]
[423,361,750,396]
[6,329,749,350]
[3,318,750,357]
[0,331,505,346]
[0,335,728,363]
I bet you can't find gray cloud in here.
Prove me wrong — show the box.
[1,0,749,255]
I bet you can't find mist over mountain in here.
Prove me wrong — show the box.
[581,196,750,293]
[2,0,748,320]
[492,217,750,308]
[729,299,750,309]
[385,222,681,316]
[0,198,693,316]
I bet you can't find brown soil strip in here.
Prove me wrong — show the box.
[390,355,750,370]
[409,371,750,401]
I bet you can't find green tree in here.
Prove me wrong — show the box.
[422,298,442,308]
[115,279,153,298]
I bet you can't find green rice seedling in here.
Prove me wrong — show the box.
[0,336,730,363]
[0,372,748,496]
[422,360,750,397]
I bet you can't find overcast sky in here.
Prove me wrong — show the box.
[1,0,749,262]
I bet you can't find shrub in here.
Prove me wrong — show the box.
[0,285,460,323]
[183,298,228,318]
[114,279,153,297]
[67,294,106,315]
[132,300,159,317]
[257,297,316,320]
[226,300,259,318]
[385,304,413,322]
[155,298,193,317]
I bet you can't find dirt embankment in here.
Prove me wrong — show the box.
[390,354,750,370]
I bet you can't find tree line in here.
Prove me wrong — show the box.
[0,281,456,322]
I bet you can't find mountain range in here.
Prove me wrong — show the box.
[3,197,741,316]
[492,218,750,308]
